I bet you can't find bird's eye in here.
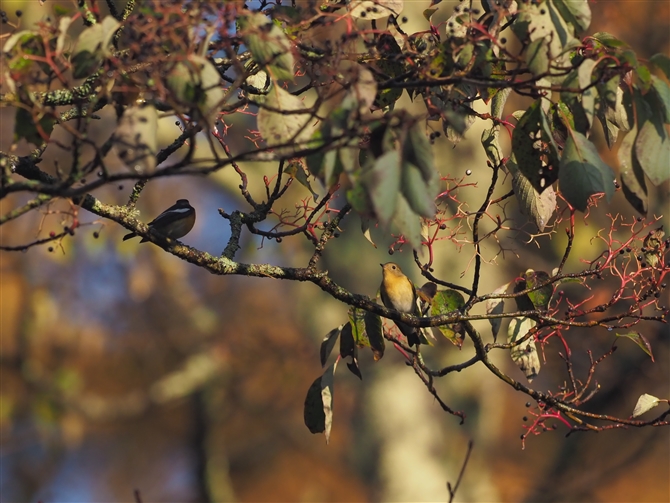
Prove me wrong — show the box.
[392,265,396,270]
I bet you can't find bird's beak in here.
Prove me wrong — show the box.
[379,263,384,268]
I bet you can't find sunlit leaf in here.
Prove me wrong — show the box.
[71,16,119,79]
[360,217,377,248]
[508,317,540,382]
[577,59,597,129]
[348,307,369,348]
[616,331,655,361]
[320,326,342,367]
[240,12,295,82]
[553,0,591,33]
[509,157,556,231]
[524,270,553,310]
[166,55,226,127]
[283,160,319,201]
[304,361,337,443]
[632,393,663,418]
[348,0,403,20]
[486,282,511,342]
[618,128,648,215]
[257,84,314,151]
[591,32,627,49]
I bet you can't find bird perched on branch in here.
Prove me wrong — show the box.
[123,199,196,243]
[379,262,429,347]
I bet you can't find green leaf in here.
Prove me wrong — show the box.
[284,160,319,201]
[423,7,438,21]
[403,122,436,182]
[634,114,670,186]
[513,277,535,312]
[637,65,652,92]
[361,150,401,228]
[577,59,597,129]
[166,55,226,127]
[604,84,633,133]
[512,102,560,193]
[430,289,465,347]
[71,16,119,79]
[643,227,665,268]
[257,84,314,151]
[618,128,648,216]
[616,331,654,361]
[650,53,670,79]
[348,308,369,348]
[3,31,45,73]
[347,182,373,216]
[391,194,423,251]
[552,0,591,33]
[632,393,663,418]
[559,131,615,211]
[526,38,550,76]
[486,282,511,342]
[508,317,540,382]
[590,32,627,48]
[650,76,670,124]
[240,12,294,82]
[341,319,362,380]
[13,107,55,147]
[509,157,556,231]
[482,122,504,166]
[524,270,553,310]
[319,326,342,367]
[303,361,337,443]
[401,162,437,219]
[364,311,385,361]
[339,322,355,360]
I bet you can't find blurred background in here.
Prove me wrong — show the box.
[1,0,669,501]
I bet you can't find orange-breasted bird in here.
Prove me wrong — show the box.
[379,262,428,347]
[123,199,196,243]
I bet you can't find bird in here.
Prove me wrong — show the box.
[123,199,196,243]
[379,262,428,347]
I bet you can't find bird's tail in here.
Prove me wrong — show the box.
[122,232,137,241]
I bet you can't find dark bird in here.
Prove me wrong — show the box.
[123,199,196,243]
